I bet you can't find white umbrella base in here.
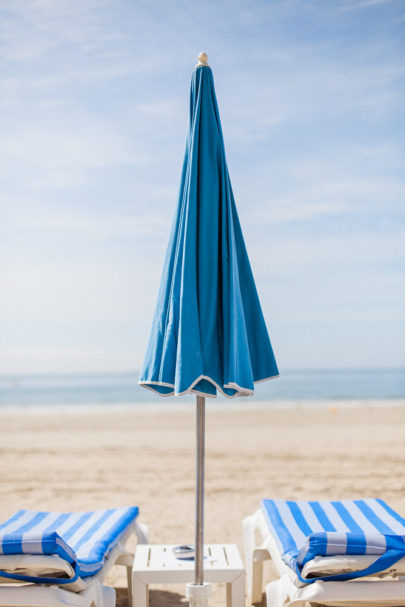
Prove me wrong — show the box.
[186,582,212,607]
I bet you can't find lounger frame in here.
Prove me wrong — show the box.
[0,520,149,607]
[243,509,405,607]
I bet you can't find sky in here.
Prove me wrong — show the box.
[1,0,404,375]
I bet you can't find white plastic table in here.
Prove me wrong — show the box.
[132,544,245,607]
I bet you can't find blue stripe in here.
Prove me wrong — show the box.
[331,502,363,533]
[262,500,298,555]
[288,502,313,536]
[85,507,138,564]
[345,532,367,555]
[309,501,336,531]
[42,514,70,555]
[317,532,328,555]
[73,510,113,552]
[0,510,25,532]
[2,539,22,556]
[2,512,48,555]
[354,499,394,534]
[376,498,405,527]
[7,512,47,535]
[331,502,367,554]
[60,512,93,541]
[43,513,70,535]
[303,532,328,565]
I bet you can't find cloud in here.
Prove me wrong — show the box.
[1,0,404,373]
[256,198,345,224]
[252,178,405,225]
[221,58,403,146]
[0,114,153,191]
[1,0,124,62]
[5,205,174,241]
[0,345,138,375]
[337,0,401,11]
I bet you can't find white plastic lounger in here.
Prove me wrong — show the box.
[0,507,149,607]
[243,498,405,606]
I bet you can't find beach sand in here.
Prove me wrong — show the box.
[0,402,404,606]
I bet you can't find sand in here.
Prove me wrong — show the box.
[0,402,404,606]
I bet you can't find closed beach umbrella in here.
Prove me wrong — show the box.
[139,53,278,605]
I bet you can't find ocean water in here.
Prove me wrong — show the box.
[0,369,404,408]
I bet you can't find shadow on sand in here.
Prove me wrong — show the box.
[116,587,186,607]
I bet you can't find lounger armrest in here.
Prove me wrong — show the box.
[116,552,134,567]
[243,511,272,604]
[253,547,272,562]
[134,522,149,544]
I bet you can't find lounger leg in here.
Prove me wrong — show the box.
[132,576,149,607]
[244,514,268,604]
[266,580,288,607]
[127,565,133,607]
[226,572,245,607]
[243,515,254,595]
[100,586,116,607]
[117,551,135,606]
[251,557,264,604]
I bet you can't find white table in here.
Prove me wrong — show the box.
[132,544,245,607]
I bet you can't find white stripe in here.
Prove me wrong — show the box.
[0,511,38,536]
[77,508,127,558]
[22,513,60,536]
[55,513,84,536]
[273,501,307,550]
[321,502,351,532]
[363,533,386,554]
[68,511,108,549]
[0,512,39,555]
[344,500,385,534]
[21,513,62,554]
[261,503,285,554]
[299,502,324,533]
[326,531,347,555]
[365,499,405,534]
[0,512,40,554]
[19,539,44,554]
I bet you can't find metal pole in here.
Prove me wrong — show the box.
[194,395,205,585]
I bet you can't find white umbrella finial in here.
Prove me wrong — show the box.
[196,52,209,67]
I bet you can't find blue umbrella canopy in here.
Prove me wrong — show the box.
[139,61,278,399]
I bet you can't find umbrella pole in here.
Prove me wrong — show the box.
[195,394,205,585]
[186,395,211,607]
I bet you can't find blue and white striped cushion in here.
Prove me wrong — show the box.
[0,506,139,581]
[262,498,405,581]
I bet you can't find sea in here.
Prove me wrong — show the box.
[0,368,404,409]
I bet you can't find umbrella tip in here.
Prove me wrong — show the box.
[196,52,209,67]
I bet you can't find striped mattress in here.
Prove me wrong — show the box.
[261,498,405,582]
[0,506,138,583]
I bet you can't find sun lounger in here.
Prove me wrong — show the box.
[0,506,149,607]
[243,498,405,606]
